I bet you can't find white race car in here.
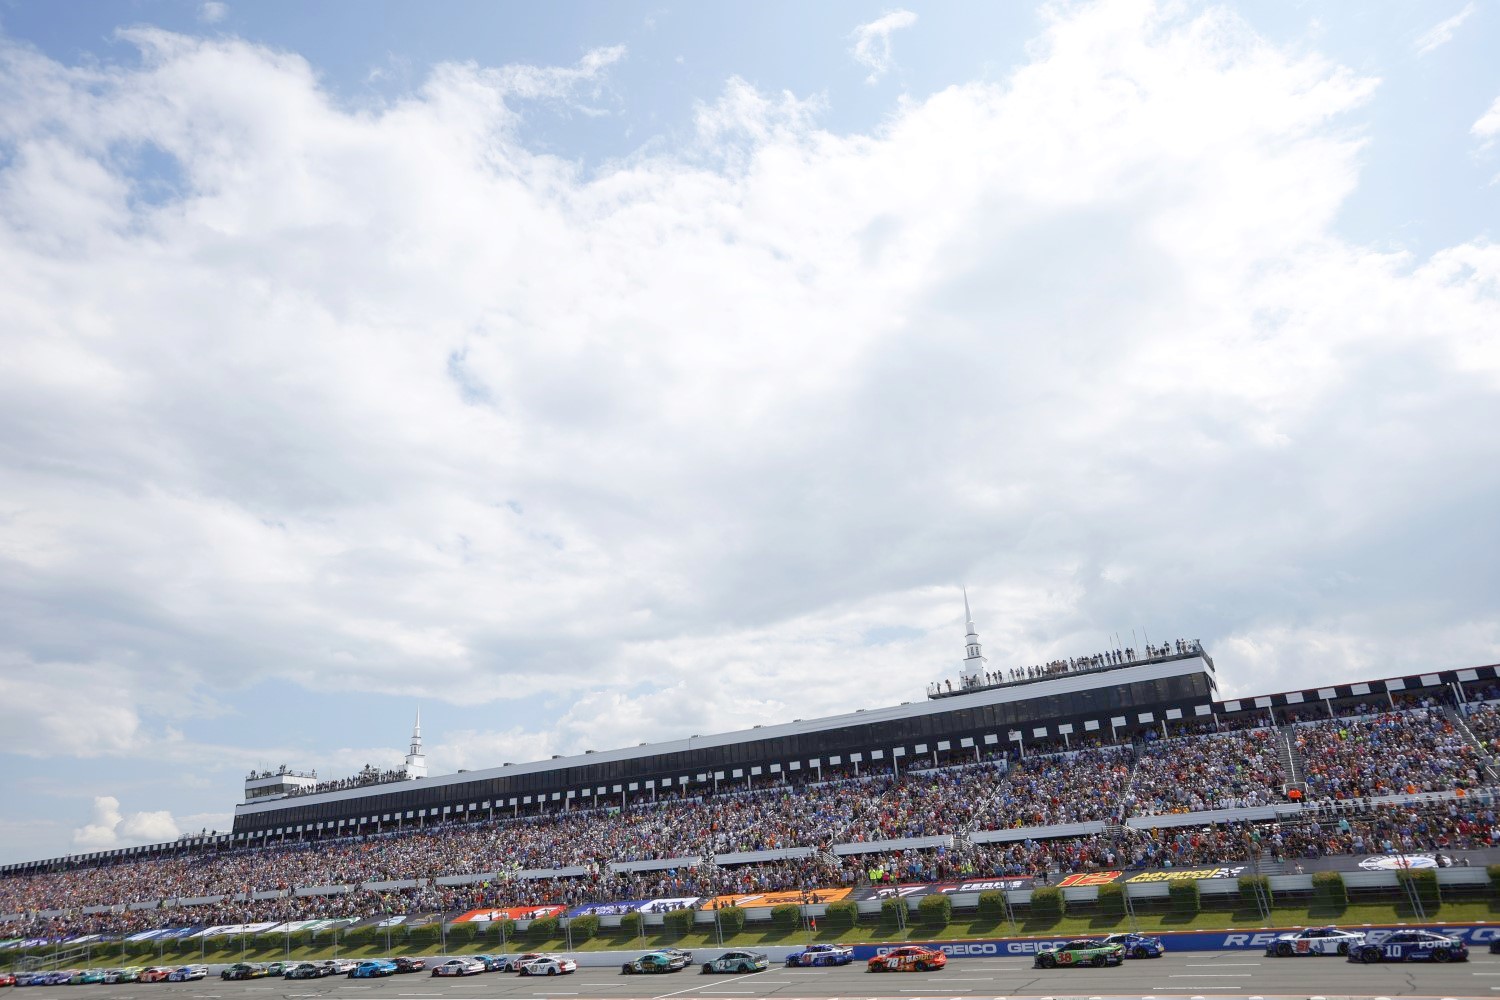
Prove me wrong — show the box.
[1266,926,1366,957]
[519,955,577,976]
[431,958,486,977]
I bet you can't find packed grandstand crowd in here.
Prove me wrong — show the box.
[5,690,1500,943]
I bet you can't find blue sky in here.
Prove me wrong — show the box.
[0,0,1497,864]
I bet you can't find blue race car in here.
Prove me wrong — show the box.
[1099,932,1164,958]
[1350,930,1468,964]
[349,961,397,978]
[785,944,854,967]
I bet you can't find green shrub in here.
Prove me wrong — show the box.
[1028,886,1063,922]
[662,907,697,938]
[1167,879,1200,916]
[567,914,599,942]
[1096,882,1125,918]
[715,904,747,935]
[1397,868,1441,907]
[527,916,560,942]
[1488,864,1500,899]
[1238,874,1274,908]
[977,889,1006,920]
[770,903,802,933]
[446,922,481,944]
[821,900,857,931]
[406,923,441,945]
[918,893,951,929]
[880,896,908,926]
[1312,871,1347,907]
[619,912,643,936]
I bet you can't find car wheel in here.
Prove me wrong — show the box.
[914,962,928,972]
[1134,947,1149,959]
[1434,950,1451,963]
[1038,954,1056,969]
[622,965,634,975]
[1092,956,1106,968]
[548,968,558,976]
[1360,947,1381,964]
[1276,942,1293,957]
[701,964,713,975]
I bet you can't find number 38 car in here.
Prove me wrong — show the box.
[867,946,947,973]
[1266,926,1366,957]
[1350,930,1468,963]
[1034,940,1125,968]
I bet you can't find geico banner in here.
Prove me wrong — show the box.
[847,925,1500,959]
[565,899,646,917]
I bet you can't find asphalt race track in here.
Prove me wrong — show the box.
[47,953,1500,1000]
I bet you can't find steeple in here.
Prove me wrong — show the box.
[962,587,986,683]
[404,708,427,779]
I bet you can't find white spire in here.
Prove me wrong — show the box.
[962,587,986,683]
[404,707,427,779]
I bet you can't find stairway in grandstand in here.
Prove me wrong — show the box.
[1251,846,1285,876]
[1277,724,1308,800]
[1443,705,1500,783]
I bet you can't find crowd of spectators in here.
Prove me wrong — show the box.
[1294,709,1487,799]
[285,765,410,799]
[932,639,1204,695]
[5,702,1499,941]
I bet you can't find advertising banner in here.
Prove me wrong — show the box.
[849,924,1500,960]
[640,896,703,912]
[700,887,851,909]
[565,899,646,918]
[851,877,1032,900]
[452,905,565,922]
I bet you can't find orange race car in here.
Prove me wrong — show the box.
[866,946,947,973]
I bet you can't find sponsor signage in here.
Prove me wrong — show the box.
[1357,853,1456,871]
[854,877,1032,900]
[1124,865,1247,883]
[452,905,565,922]
[701,887,852,908]
[565,899,647,917]
[845,924,1500,959]
[1055,871,1122,887]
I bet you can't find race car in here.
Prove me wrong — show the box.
[867,946,947,973]
[137,968,174,983]
[1034,939,1125,968]
[265,962,294,977]
[1266,926,1366,957]
[0,973,15,987]
[702,951,771,974]
[67,970,105,985]
[519,956,576,977]
[321,960,357,975]
[392,958,427,973]
[430,958,486,977]
[471,955,509,972]
[622,951,692,974]
[1351,930,1468,963]
[221,963,268,981]
[102,968,143,983]
[786,943,853,967]
[348,961,397,978]
[167,966,207,982]
[283,964,326,980]
[506,953,549,973]
[1099,932,1164,959]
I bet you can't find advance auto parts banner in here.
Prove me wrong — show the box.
[453,905,566,922]
[701,887,852,909]
[1050,865,1247,887]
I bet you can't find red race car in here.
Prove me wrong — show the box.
[138,968,175,983]
[867,946,947,973]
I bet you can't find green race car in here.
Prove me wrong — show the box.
[1034,939,1126,969]
[622,951,692,974]
[700,951,769,975]
[69,970,106,984]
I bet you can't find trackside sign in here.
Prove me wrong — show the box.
[847,924,1500,960]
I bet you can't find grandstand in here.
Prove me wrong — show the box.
[4,603,1500,941]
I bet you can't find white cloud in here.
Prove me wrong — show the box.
[72,796,181,849]
[198,2,229,24]
[1414,3,1475,56]
[850,9,918,84]
[0,1,1496,799]
[1474,94,1500,146]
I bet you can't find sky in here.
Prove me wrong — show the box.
[0,0,1498,866]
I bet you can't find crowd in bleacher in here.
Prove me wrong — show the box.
[5,699,1500,941]
[933,639,1205,694]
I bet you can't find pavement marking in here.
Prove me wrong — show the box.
[1151,988,1241,991]
[1168,974,1254,978]
[1185,963,1261,967]
[650,969,766,1000]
